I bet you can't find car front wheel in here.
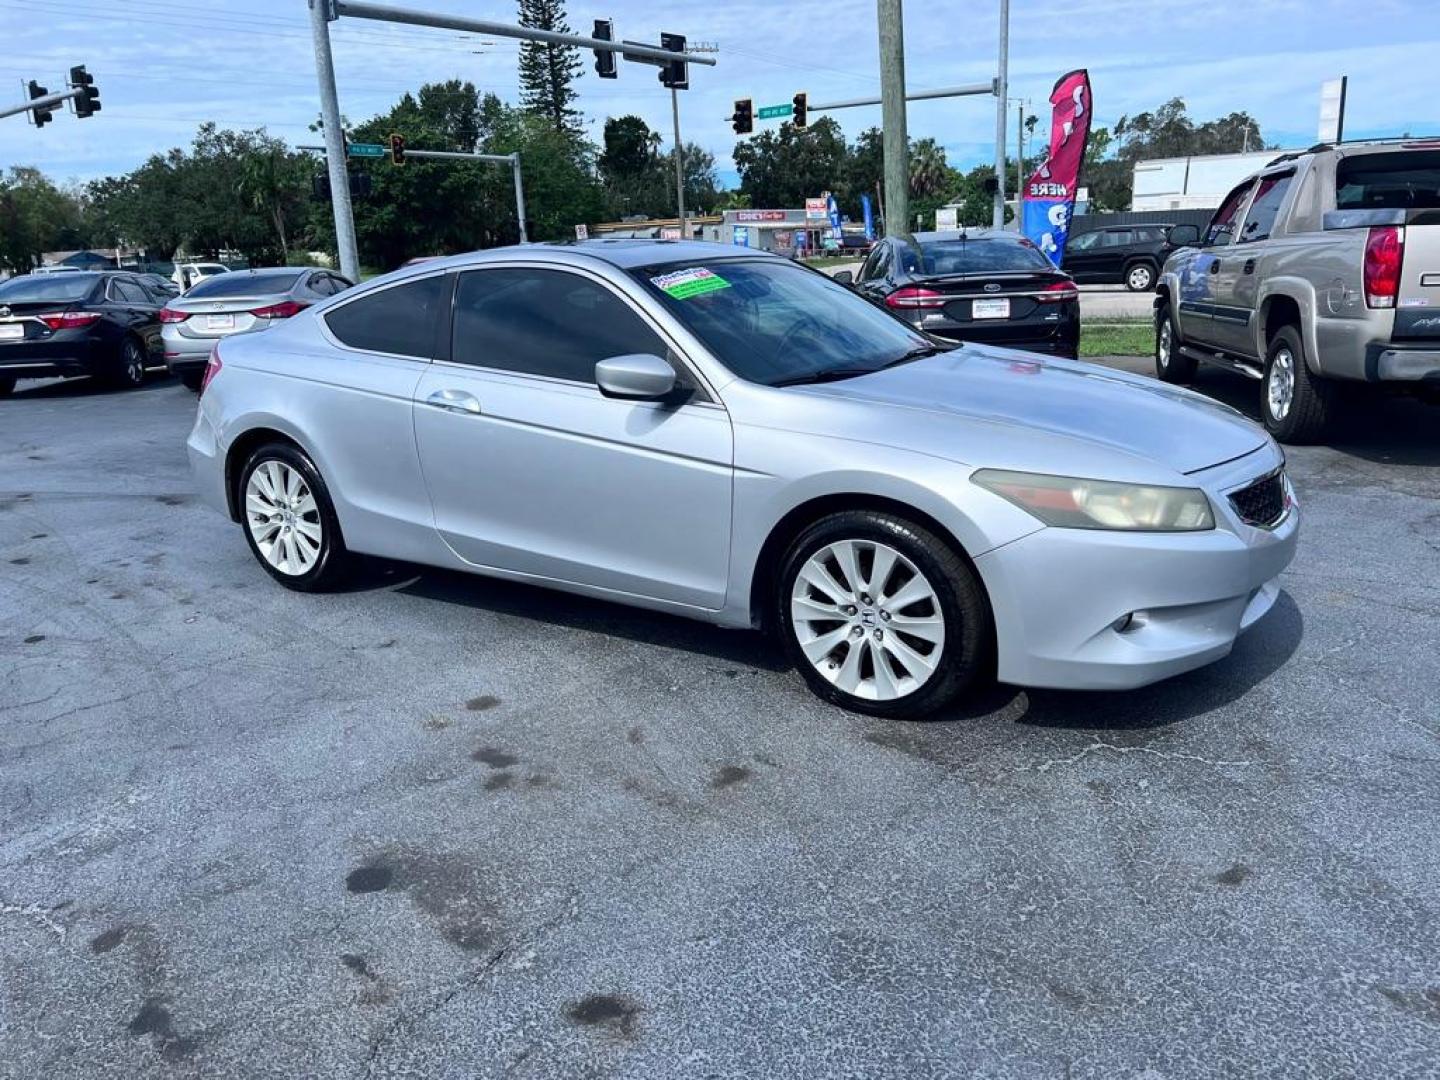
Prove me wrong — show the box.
[239,443,351,591]
[1155,302,1196,384]
[1125,262,1156,292]
[777,511,990,718]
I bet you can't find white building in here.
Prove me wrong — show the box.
[1130,150,1301,211]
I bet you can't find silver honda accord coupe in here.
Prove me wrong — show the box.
[187,240,1298,717]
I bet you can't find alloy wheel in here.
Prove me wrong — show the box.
[244,460,323,576]
[1157,319,1171,369]
[1268,347,1295,421]
[123,341,146,385]
[789,539,946,702]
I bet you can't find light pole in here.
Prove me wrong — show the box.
[877,0,908,238]
[992,0,1009,228]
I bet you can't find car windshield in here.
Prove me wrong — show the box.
[0,274,97,302]
[1335,150,1440,210]
[186,271,301,298]
[916,238,1054,275]
[631,258,938,387]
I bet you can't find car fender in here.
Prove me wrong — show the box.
[1254,278,1320,373]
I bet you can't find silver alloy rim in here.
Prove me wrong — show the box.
[1268,348,1295,421]
[244,461,322,576]
[1157,319,1171,368]
[125,342,144,383]
[1129,266,1151,290]
[790,539,946,701]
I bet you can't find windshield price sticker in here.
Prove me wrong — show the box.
[651,267,731,300]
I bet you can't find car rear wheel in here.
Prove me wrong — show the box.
[777,511,990,718]
[1262,325,1333,444]
[239,443,350,591]
[1125,262,1156,292]
[108,337,147,390]
[1155,302,1196,384]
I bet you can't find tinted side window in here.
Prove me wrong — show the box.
[1068,231,1101,251]
[451,268,666,384]
[1102,230,1134,247]
[1237,172,1294,243]
[325,275,446,358]
[1205,182,1253,247]
[859,245,884,281]
[112,279,148,303]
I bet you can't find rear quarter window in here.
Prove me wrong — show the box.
[324,274,448,358]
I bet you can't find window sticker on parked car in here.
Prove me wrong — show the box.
[651,267,731,300]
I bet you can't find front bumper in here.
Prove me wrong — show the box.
[974,450,1298,690]
[186,401,230,518]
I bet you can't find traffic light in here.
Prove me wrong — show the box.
[592,19,617,79]
[792,91,808,130]
[731,99,753,136]
[389,133,406,166]
[658,32,687,90]
[28,81,52,128]
[69,65,100,119]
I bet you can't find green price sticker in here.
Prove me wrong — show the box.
[651,268,731,300]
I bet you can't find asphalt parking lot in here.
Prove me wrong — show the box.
[2,362,1437,1079]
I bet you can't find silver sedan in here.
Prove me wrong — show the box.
[186,242,1298,717]
[161,267,352,389]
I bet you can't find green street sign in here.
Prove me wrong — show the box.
[757,103,794,120]
[346,143,386,158]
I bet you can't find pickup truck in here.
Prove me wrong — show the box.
[1153,140,1440,442]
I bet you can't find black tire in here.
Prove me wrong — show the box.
[237,442,351,592]
[1262,324,1333,444]
[107,336,148,390]
[0,376,15,397]
[178,369,204,392]
[775,510,991,719]
[1155,301,1196,383]
[1124,261,1157,292]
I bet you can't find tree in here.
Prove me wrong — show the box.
[733,117,848,209]
[518,0,583,137]
[598,115,667,218]
[0,167,85,274]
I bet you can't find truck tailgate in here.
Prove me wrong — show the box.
[1396,213,1440,339]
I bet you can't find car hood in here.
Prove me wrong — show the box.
[792,346,1266,477]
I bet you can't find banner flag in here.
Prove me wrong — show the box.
[1021,69,1093,267]
[860,194,876,241]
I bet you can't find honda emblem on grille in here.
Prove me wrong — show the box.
[983,283,1002,293]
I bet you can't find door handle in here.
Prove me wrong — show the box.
[424,389,482,415]
[1208,260,1221,275]
[1243,259,1255,275]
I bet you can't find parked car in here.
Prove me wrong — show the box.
[1062,224,1177,291]
[172,262,231,292]
[840,230,1081,358]
[161,267,353,390]
[188,242,1296,718]
[0,271,163,395]
[139,272,182,300]
[1156,139,1440,442]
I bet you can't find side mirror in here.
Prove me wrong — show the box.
[595,353,678,401]
[833,270,854,286]
[1166,223,1200,247]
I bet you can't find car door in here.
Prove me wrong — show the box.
[855,242,893,305]
[1061,229,1105,282]
[107,277,163,360]
[1222,170,1296,356]
[1099,228,1135,281]
[1175,179,1254,347]
[411,262,734,611]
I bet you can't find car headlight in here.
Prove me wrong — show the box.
[972,469,1215,531]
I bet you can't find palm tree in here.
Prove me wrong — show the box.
[909,138,950,198]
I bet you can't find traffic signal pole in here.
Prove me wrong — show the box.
[0,85,82,121]
[308,0,360,280]
[671,87,685,236]
[307,0,713,269]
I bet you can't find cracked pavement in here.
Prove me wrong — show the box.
[1,362,1437,1078]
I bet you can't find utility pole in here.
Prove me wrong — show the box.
[876,0,908,238]
[671,86,685,235]
[992,0,1009,228]
[308,0,359,280]
[1016,100,1025,222]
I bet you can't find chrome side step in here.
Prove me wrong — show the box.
[1177,344,1263,380]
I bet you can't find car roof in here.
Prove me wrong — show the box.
[909,229,1021,244]
[420,239,782,274]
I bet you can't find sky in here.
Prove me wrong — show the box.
[2,0,1437,193]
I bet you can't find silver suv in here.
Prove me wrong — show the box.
[1154,139,1440,442]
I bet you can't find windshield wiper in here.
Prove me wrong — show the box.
[878,343,953,370]
[769,366,878,387]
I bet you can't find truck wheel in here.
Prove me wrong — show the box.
[1155,302,1196,384]
[1262,325,1333,444]
[1125,261,1156,292]
[0,376,15,397]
